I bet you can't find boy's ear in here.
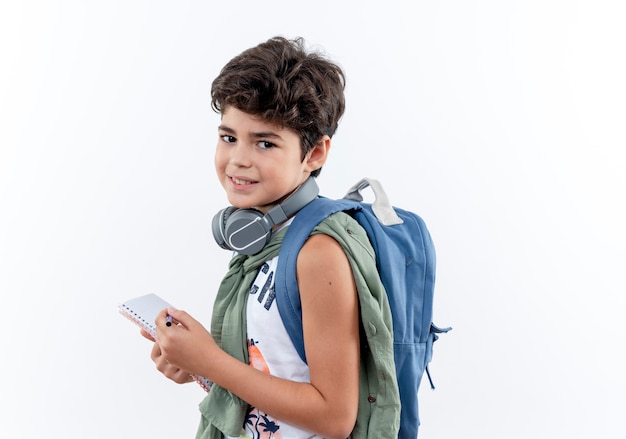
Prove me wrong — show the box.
[304,135,331,172]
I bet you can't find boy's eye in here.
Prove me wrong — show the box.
[220,135,236,143]
[257,141,275,149]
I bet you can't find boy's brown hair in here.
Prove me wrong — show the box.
[211,36,346,177]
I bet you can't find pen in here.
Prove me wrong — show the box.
[165,314,173,327]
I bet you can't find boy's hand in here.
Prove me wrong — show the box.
[153,308,217,379]
[138,310,198,385]
[149,340,195,384]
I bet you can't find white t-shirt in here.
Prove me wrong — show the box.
[227,255,322,439]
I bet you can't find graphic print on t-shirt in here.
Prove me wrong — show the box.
[242,256,319,439]
[248,338,270,374]
[244,338,282,439]
[244,260,283,439]
[249,261,277,310]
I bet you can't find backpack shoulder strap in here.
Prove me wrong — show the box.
[275,196,360,364]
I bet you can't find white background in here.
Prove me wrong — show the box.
[1,1,625,437]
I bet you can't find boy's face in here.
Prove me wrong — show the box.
[215,107,327,214]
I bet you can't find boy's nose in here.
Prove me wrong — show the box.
[229,143,252,167]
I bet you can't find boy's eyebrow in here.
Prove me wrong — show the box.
[218,125,236,134]
[218,124,283,140]
[250,131,282,140]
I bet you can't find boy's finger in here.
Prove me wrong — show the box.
[140,328,156,341]
[164,307,192,328]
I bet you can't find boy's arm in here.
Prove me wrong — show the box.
[156,233,360,439]
[297,233,361,433]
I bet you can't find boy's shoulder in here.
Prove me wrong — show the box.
[292,207,376,260]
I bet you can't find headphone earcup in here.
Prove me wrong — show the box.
[212,177,320,255]
[223,208,271,255]
[211,206,239,250]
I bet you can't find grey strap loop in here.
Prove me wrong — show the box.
[344,178,403,226]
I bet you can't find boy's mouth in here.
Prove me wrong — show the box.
[229,176,257,186]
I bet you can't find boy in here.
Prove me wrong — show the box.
[143,37,400,438]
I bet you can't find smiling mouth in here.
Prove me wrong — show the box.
[229,176,257,185]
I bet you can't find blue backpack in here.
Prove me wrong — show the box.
[274,178,450,438]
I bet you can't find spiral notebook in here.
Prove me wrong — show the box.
[118,293,212,392]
